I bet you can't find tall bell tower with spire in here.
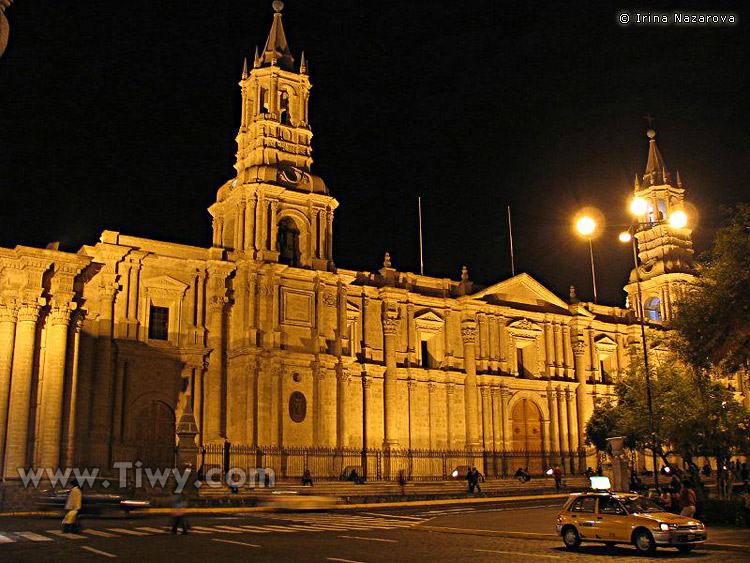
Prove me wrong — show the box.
[208,1,337,271]
[624,129,696,322]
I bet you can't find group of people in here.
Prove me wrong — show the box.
[466,466,484,493]
[514,467,532,483]
[654,477,698,517]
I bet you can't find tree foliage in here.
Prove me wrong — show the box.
[671,204,750,373]
[585,349,750,463]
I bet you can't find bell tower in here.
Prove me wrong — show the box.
[208,1,337,271]
[624,129,697,322]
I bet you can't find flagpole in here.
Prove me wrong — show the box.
[507,205,516,276]
[418,196,425,276]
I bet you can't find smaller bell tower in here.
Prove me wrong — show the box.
[624,129,696,322]
[208,1,337,271]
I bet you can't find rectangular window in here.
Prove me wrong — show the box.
[421,340,431,368]
[517,347,526,378]
[148,305,169,341]
[600,359,610,384]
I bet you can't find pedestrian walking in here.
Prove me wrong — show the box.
[171,492,189,535]
[467,467,481,493]
[301,469,313,486]
[553,466,563,491]
[62,482,82,533]
[679,480,697,518]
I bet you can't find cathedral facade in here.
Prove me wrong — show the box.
[0,6,698,479]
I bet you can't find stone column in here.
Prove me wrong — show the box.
[64,315,83,468]
[363,375,373,448]
[544,321,554,377]
[0,302,18,476]
[445,383,455,448]
[554,322,563,377]
[573,340,589,469]
[480,385,492,452]
[382,305,399,448]
[91,278,117,466]
[500,388,511,452]
[461,320,480,448]
[548,387,560,460]
[566,388,579,469]
[427,382,437,449]
[336,366,349,448]
[39,306,73,470]
[562,324,572,378]
[558,388,569,466]
[205,267,228,442]
[407,379,417,449]
[325,208,333,260]
[491,387,502,451]
[4,304,40,477]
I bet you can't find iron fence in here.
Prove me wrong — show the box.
[197,443,583,482]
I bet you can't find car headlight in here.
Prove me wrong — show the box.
[659,523,676,531]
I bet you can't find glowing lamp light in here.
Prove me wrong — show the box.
[546,468,554,476]
[451,470,458,478]
[668,210,688,229]
[576,216,596,236]
[630,197,648,216]
[618,231,632,243]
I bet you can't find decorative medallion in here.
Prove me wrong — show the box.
[289,391,307,423]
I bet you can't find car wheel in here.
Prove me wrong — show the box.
[677,545,695,553]
[633,529,656,554]
[562,526,581,549]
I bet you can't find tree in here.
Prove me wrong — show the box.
[671,204,750,374]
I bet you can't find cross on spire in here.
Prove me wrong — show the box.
[643,113,655,128]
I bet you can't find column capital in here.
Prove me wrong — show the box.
[362,375,372,389]
[406,378,417,389]
[17,303,41,323]
[427,381,437,394]
[0,300,18,323]
[445,382,456,395]
[208,294,228,312]
[572,340,586,356]
[49,305,73,326]
[479,385,490,398]
[460,320,477,343]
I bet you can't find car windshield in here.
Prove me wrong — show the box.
[621,497,666,514]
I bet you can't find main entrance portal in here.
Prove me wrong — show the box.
[134,400,175,468]
[509,398,544,474]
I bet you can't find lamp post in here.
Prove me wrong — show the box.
[619,197,688,491]
[575,215,599,304]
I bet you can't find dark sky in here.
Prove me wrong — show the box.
[1,1,747,305]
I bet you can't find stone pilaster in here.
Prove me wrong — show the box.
[573,340,589,461]
[204,264,230,442]
[4,304,40,477]
[500,387,511,452]
[558,387,569,456]
[39,305,73,469]
[566,388,579,461]
[445,383,455,448]
[480,385,492,450]
[548,386,560,457]
[461,319,480,448]
[382,303,399,448]
[336,366,349,447]
[427,382,437,449]
[0,301,18,476]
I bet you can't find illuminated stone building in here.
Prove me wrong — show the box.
[0,5,704,478]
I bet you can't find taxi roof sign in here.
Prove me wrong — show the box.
[590,476,611,490]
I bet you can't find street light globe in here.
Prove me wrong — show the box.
[630,197,648,216]
[669,210,688,229]
[618,231,632,243]
[576,216,596,236]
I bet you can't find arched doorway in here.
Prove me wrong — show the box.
[509,398,544,475]
[134,400,175,469]
[277,217,301,267]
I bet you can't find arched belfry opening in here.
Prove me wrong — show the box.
[277,217,301,267]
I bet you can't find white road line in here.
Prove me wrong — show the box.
[327,559,367,563]
[211,538,261,548]
[192,526,241,534]
[15,532,53,542]
[80,546,117,558]
[339,535,398,543]
[360,512,423,520]
[46,529,87,539]
[0,533,16,543]
[106,528,149,536]
[473,548,562,559]
[85,529,118,538]
[214,525,252,532]
[136,527,168,534]
[237,525,271,533]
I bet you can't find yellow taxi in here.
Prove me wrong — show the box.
[556,491,707,554]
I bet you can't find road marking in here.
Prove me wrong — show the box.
[237,525,271,533]
[80,546,117,558]
[360,512,422,520]
[339,535,398,543]
[0,533,16,543]
[192,525,241,534]
[106,528,149,536]
[135,527,168,534]
[214,525,252,532]
[85,529,118,538]
[473,548,562,559]
[46,529,87,539]
[15,532,53,541]
[212,538,261,548]
[327,559,367,563]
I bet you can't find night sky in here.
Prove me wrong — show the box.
[1,1,747,305]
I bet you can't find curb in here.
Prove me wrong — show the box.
[415,525,750,553]
[0,492,568,518]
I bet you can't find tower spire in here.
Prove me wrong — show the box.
[300,50,307,74]
[260,1,295,71]
[644,129,669,185]
[241,57,248,79]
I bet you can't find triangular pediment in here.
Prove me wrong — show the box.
[143,275,189,292]
[470,273,570,312]
[595,335,618,348]
[414,310,443,323]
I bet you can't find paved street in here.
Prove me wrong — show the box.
[0,500,739,562]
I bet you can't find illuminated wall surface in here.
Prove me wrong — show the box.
[0,4,701,477]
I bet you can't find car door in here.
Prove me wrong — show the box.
[596,496,630,542]
[569,495,598,538]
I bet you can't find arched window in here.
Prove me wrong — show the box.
[279,91,291,125]
[277,217,301,267]
[644,297,662,321]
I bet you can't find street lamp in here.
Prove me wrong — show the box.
[575,215,599,304]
